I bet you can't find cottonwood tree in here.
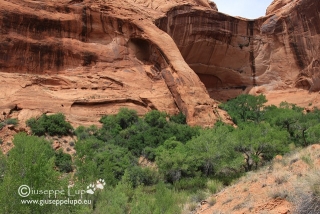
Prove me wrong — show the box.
[234,123,289,171]
[220,94,267,124]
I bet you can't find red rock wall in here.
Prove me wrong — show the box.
[156,0,320,100]
[0,0,319,126]
[0,0,218,126]
[263,0,320,91]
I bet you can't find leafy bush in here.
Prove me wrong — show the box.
[75,125,98,140]
[100,108,138,130]
[75,139,136,185]
[144,110,167,128]
[122,166,159,188]
[55,149,73,173]
[0,133,62,213]
[94,182,130,214]
[153,182,182,214]
[174,177,207,191]
[97,109,199,156]
[169,111,187,124]
[26,113,73,136]
[0,152,6,183]
[156,138,194,183]
[142,147,156,161]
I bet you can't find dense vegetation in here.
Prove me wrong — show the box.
[26,113,73,136]
[0,94,320,213]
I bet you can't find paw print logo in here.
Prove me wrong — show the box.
[86,179,106,195]
[96,179,106,190]
[86,183,96,195]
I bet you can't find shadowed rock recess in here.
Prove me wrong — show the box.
[0,0,319,126]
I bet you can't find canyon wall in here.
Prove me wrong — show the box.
[0,0,218,126]
[0,0,319,126]
[157,0,320,100]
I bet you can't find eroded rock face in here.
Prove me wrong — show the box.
[0,0,319,126]
[157,0,320,101]
[263,0,320,91]
[156,5,261,101]
[266,0,294,15]
[0,0,218,126]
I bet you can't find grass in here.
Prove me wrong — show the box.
[208,197,216,206]
[233,202,246,210]
[187,202,197,212]
[0,118,19,129]
[190,191,207,203]
[269,189,288,199]
[222,198,233,205]
[293,194,320,214]
[191,145,320,213]
[207,179,224,194]
[301,154,313,166]
[274,174,289,185]
[5,118,18,126]
[288,146,320,213]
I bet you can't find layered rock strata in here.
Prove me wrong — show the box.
[0,0,319,126]
[157,0,320,101]
[0,0,219,126]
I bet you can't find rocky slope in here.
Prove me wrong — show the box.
[195,144,320,214]
[0,0,319,126]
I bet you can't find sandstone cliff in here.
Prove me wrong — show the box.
[0,0,319,126]
[157,0,320,101]
[0,0,218,126]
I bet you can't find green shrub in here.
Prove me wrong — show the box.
[174,177,207,191]
[100,108,138,130]
[153,182,182,214]
[144,110,167,128]
[26,113,73,136]
[75,140,136,185]
[0,133,60,213]
[169,111,186,124]
[5,118,18,126]
[122,166,159,188]
[190,190,207,203]
[0,151,6,183]
[55,149,73,173]
[0,118,18,129]
[75,125,98,140]
[207,179,224,194]
[188,202,198,211]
